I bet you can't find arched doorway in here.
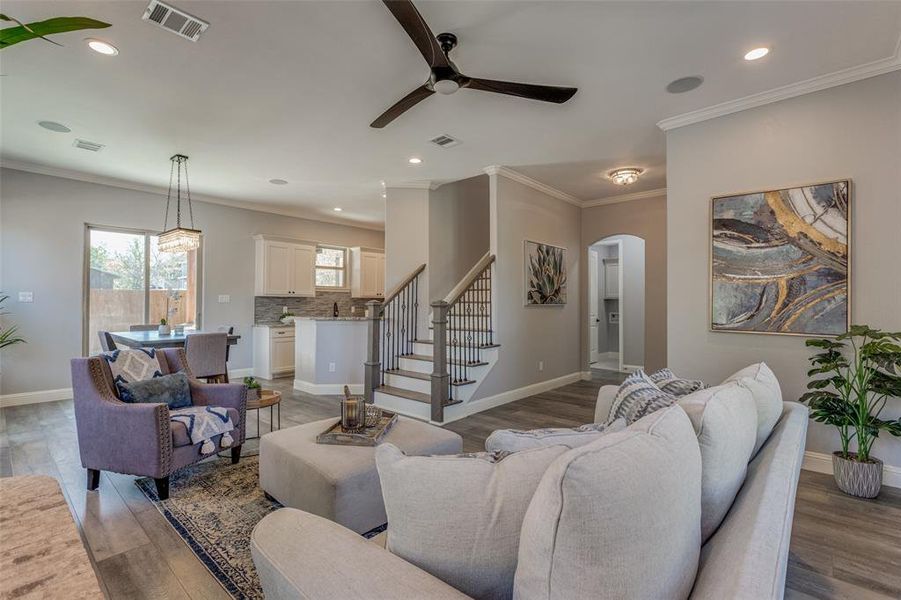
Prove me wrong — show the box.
[587,234,646,373]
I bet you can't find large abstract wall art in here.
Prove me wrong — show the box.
[711,180,850,336]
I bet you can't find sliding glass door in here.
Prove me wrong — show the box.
[84,225,201,355]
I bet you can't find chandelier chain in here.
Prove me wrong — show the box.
[163,157,175,231]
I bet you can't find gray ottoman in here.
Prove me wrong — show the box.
[259,416,463,534]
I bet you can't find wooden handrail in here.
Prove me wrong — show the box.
[445,253,495,305]
[383,263,426,307]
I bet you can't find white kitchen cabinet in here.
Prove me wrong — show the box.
[254,236,315,296]
[252,325,295,379]
[350,248,385,299]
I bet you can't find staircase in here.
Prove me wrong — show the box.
[364,254,498,423]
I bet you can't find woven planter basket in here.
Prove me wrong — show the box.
[832,452,882,498]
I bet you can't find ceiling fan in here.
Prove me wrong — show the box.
[371,0,578,128]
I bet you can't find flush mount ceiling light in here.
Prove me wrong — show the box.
[408,157,422,164]
[608,168,643,186]
[333,207,343,212]
[86,39,118,55]
[666,76,704,94]
[269,179,288,185]
[158,154,201,253]
[38,121,71,133]
[744,47,770,61]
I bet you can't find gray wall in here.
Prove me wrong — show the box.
[384,187,430,339]
[581,194,667,372]
[428,175,489,301]
[666,72,901,467]
[475,174,582,399]
[0,168,383,395]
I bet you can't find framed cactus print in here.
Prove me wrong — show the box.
[525,240,567,306]
[710,179,850,336]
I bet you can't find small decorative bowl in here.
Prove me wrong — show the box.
[364,404,382,428]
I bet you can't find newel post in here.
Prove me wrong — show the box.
[364,300,382,403]
[430,300,450,422]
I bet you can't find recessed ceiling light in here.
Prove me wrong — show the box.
[86,39,119,55]
[607,168,643,186]
[408,157,422,164]
[37,121,71,133]
[744,47,769,61]
[333,207,343,212]
[666,76,704,94]
[269,179,288,185]
[382,193,387,199]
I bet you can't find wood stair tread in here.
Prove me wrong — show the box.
[375,385,462,407]
[384,368,429,381]
[413,339,499,351]
[403,354,488,367]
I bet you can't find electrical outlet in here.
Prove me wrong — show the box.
[218,295,230,303]
[329,362,336,373]
[538,361,544,372]
[18,291,33,303]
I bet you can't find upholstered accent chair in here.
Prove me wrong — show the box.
[70,347,246,500]
[184,332,229,383]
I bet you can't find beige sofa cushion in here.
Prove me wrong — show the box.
[724,362,784,457]
[678,384,758,542]
[484,418,626,453]
[376,443,568,600]
[513,406,702,600]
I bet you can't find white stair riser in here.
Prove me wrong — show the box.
[384,373,431,394]
[398,356,433,374]
[373,391,431,421]
[412,342,434,356]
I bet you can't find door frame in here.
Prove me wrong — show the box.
[587,238,624,372]
[588,248,599,364]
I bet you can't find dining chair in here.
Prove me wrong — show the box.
[97,331,117,352]
[129,324,158,331]
[184,332,229,383]
[218,326,235,362]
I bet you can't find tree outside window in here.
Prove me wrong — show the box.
[316,247,346,288]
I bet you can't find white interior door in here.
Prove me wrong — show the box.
[589,249,599,363]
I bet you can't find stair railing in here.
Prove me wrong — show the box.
[364,264,425,403]
[430,253,495,422]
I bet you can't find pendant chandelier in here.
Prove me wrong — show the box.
[159,153,201,253]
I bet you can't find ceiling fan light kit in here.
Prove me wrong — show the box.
[159,154,202,253]
[371,0,577,128]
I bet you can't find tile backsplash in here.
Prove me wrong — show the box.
[254,292,371,323]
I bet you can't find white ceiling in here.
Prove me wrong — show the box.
[2,1,899,227]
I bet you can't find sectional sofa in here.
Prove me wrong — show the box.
[251,363,808,599]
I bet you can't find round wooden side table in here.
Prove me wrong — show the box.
[247,389,282,440]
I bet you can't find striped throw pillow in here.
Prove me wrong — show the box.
[648,368,707,397]
[608,370,677,424]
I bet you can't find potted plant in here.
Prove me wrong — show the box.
[801,325,901,498]
[158,318,170,335]
[243,376,262,401]
[280,310,296,325]
[0,294,25,350]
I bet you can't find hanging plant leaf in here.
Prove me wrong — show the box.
[0,15,111,49]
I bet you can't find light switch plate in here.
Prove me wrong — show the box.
[328,362,336,373]
[218,295,230,303]
[18,291,33,303]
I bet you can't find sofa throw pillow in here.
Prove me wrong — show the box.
[375,443,568,600]
[514,406,702,600]
[118,372,193,409]
[723,362,784,457]
[484,418,626,453]
[607,370,677,424]
[101,348,164,398]
[648,368,707,396]
[677,384,758,542]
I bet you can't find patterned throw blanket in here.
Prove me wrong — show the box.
[170,406,235,455]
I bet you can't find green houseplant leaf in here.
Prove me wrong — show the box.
[0,15,111,49]
[0,294,26,349]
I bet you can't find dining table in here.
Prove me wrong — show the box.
[108,329,241,349]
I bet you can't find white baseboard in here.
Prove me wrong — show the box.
[802,450,901,489]
[439,372,584,424]
[228,368,253,379]
[581,371,593,381]
[294,380,363,396]
[622,364,644,373]
[0,388,73,408]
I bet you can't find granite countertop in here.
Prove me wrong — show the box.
[254,321,293,327]
[293,316,368,322]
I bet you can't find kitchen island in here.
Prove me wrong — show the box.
[293,317,368,395]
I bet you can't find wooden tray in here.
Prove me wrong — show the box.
[316,411,398,446]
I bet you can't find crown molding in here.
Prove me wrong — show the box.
[583,187,667,208]
[657,34,901,131]
[0,159,385,231]
[483,165,582,207]
[384,180,438,190]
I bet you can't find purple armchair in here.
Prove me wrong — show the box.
[70,347,247,500]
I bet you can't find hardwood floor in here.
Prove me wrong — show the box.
[2,374,899,599]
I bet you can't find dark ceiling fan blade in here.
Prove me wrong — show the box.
[465,78,577,104]
[370,84,435,128]
[382,0,449,69]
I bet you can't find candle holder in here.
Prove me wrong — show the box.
[341,397,364,432]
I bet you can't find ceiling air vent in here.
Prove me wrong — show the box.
[142,0,209,42]
[73,139,105,152]
[429,134,460,149]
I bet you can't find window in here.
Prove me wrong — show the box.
[85,225,201,354]
[315,246,346,288]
